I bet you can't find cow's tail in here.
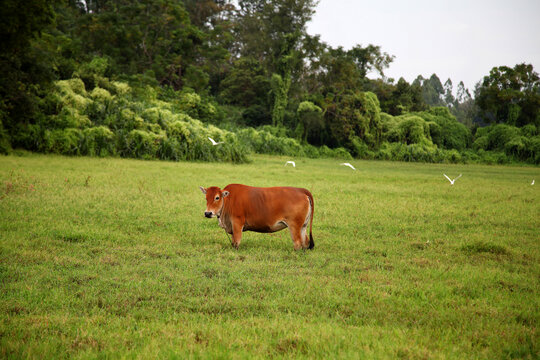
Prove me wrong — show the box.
[306,190,315,250]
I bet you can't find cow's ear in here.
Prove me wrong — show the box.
[199,186,207,194]
[222,190,230,197]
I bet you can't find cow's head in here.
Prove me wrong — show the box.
[199,186,229,218]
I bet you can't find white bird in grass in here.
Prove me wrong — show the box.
[340,163,356,171]
[443,174,462,185]
[208,137,224,146]
[532,180,535,185]
[285,161,296,167]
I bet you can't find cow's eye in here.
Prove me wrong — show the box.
[215,196,220,201]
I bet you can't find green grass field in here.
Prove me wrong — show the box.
[0,154,538,359]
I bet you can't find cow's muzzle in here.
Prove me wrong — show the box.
[204,211,213,218]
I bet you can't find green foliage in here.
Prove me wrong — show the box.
[472,124,539,163]
[81,126,115,157]
[370,77,425,116]
[296,101,323,143]
[297,100,322,114]
[327,91,382,150]
[238,127,303,156]
[307,44,395,100]
[43,128,81,154]
[14,76,250,163]
[330,147,354,159]
[0,28,59,139]
[74,56,111,90]
[219,58,270,108]
[426,121,442,145]
[521,124,537,137]
[0,116,12,154]
[382,113,432,148]
[270,73,290,127]
[486,124,521,151]
[414,74,445,107]
[235,126,351,159]
[62,0,203,89]
[0,0,57,54]
[416,107,471,150]
[3,69,363,163]
[476,63,540,126]
[373,142,470,164]
[124,130,163,159]
[396,115,432,145]
[1,0,538,167]
[235,0,317,76]
[473,136,489,151]
[242,105,271,127]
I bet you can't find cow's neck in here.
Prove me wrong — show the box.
[217,212,232,234]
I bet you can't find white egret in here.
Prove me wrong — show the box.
[340,163,356,170]
[532,180,535,185]
[285,161,296,167]
[443,174,462,185]
[208,137,224,146]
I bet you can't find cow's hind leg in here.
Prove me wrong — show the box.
[300,200,313,249]
[288,224,304,250]
[300,200,312,249]
[288,202,312,250]
[300,221,310,249]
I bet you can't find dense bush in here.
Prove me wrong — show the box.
[82,126,115,156]
[416,107,471,150]
[296,101,323,143]
[327,91,382,148]
[3,74,251,163]
[43,128,81,154]
[1,71,359,163]
[472,124,539,163]
[235,126,353,159]
[2,68,538,165]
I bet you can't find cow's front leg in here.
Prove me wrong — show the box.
[231,218,244,249]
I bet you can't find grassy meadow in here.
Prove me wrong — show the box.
[0,153,538,359]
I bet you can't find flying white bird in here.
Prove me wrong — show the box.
[285,161,296,167]
[532,180,535,185]
[340,163,356,170]
[208,137,224,146]
[443,174,462,185]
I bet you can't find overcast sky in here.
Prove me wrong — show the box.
[306,0,540,93]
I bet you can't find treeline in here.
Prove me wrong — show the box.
[1,0,539,164]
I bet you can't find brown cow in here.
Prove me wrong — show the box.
[199,184,314,250]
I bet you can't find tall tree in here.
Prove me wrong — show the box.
[369,78,426,116]
[183,0,236,94]
[414,74,445,107]
[0,0,57,54]
[234,0,318,125]
[219,57,270,107]
[455,81,471,104]
[347,44,395,80]
[0,0,61,149]
[61,0,204,89]
[476,63,540,126]
[443,78,454,107]
[306,44,394,97]
[234,0,316,76]
[451,81,476,127]
[325,91,382,148]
